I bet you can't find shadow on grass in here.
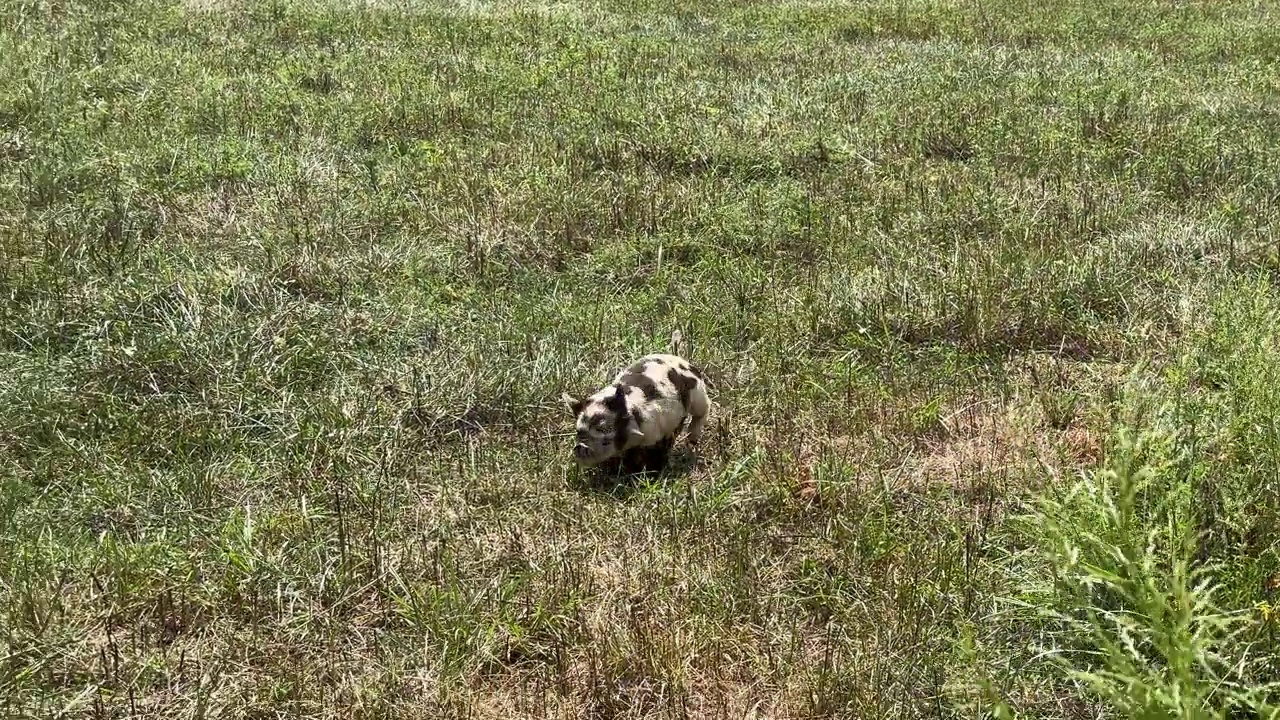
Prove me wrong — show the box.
[569,445,704,498]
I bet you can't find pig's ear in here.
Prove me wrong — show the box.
[561,392,586,416]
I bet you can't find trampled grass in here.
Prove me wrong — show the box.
[3,0,1280,717]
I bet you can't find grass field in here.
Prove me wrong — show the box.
[4,0,1280,717]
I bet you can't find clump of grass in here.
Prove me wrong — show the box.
[1017,426,1277,717]
[978,283,1280,717]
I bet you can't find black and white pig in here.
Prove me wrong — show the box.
[561,335,710,474]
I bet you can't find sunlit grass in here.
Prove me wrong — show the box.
[3,0,1280,716]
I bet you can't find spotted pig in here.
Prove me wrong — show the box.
[561,333,710,472]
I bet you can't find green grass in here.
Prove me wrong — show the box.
[4,0,1280,716]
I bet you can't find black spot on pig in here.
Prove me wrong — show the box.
[667,368,697,408]
[620,372,662,400]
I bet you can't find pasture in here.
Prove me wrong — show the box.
[3,0,1280,716]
